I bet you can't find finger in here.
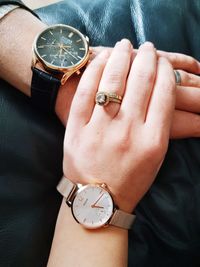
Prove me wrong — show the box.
[171,110,200,139]
[157,51,200,74]
[92,47,200,74]
[146,57,176,138]
[91,39,132,120]
[176,85,200,113]
[67,49,110,129]
[120,42,157,122]
[90,46,112,60]
[174,70,200,87]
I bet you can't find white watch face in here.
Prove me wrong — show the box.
[72,184,114,229]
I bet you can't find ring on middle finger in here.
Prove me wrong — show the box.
[95,91,123,106]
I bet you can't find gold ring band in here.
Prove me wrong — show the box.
[95,91,123,106]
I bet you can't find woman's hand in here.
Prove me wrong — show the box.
[92,47,200,139]
[63,40,176,213]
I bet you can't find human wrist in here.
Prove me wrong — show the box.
[0,8,46,94]
[55,75,81,125]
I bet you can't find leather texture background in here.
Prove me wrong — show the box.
[0,0,200,266]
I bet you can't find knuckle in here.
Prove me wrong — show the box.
[135,66,155,84]
[171,53,180,64]
[159,58,176,91]
[89,59,104,71]
[77,86,91,99]
[168,53,181,65]
[188,56,199,69]
[105,70,123,87]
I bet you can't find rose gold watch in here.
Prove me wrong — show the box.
[57,176,136,230]
[30,24,90,112]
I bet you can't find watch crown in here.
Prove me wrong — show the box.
[85,36,89,43]
[101,183,108,189]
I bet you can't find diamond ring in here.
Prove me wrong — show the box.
[95,91,123,106]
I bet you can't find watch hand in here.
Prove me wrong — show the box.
[62,47,78,60]
[41,44,60,47]
[91,205,104,209]
[91,193,104,208]
[59,48,63,58]
[50,53,59,58]
[62,45,72,48]
[61,57,65,67]
[52,39,57,45]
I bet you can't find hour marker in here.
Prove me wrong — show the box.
[52,39,56,45]
[79,48,85,50]
[41,37,46,40]
[51,59,55,64]
[78,56,82,60]
[76,39,82,43]
[71,61,74,65]
[60,29,62,34]
[41,54,47,58]
[49,31,53,35]
[38,45,44,48]
[83,218,86,223]
[68,32,74,38]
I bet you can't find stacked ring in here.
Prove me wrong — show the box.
[95,91,123,106]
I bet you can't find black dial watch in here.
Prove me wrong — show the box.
[31,24,90,112]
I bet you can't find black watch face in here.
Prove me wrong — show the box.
[35,25,88,69]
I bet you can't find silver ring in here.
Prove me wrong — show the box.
[174,70,181,85]
[95,91,122,106]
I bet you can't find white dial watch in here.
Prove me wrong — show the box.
[57,176,136,230]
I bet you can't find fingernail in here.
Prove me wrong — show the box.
[141,41,154,48]
[115,41,121,47]
[121,38,131,46]
[115,39,132,49]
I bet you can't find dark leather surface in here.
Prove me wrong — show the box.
[1,0,200,266]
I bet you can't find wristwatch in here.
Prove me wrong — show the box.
[57,176,136,230]
[31,24,90,112]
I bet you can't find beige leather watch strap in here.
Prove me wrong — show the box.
[109,209,136,230]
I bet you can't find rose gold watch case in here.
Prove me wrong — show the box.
[32,24,90,85]
[70,183,115,229]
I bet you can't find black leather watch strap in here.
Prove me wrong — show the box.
[0,0,40,19]
[31,67,61,113]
